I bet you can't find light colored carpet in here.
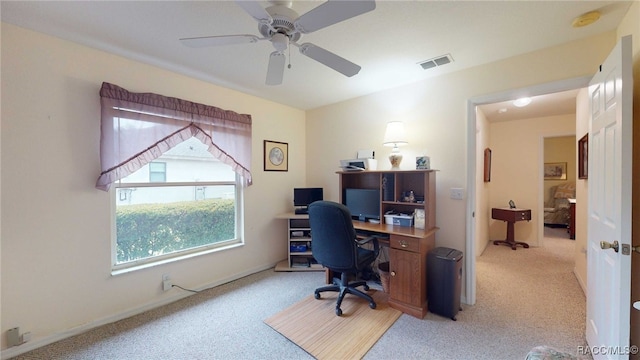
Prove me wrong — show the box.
[10,232,588,360]
[265,290,401,359]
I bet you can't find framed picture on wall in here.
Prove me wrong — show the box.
[483,148,491,182]
[264,140,288,171]
[544,162,567,180]
[578,134,588,179]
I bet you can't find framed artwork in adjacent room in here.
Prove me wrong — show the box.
[483,148,492,182]
[544,162,567,180]
[578,134,588,179]
[264,140,288,171]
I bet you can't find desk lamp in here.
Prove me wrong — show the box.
[383,121,408,169]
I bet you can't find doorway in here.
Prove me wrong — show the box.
[464,76,590,305]
[542,135,576,243]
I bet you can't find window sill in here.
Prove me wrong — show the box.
[111,241,244,276]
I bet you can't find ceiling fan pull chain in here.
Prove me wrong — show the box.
[288,44,292,69]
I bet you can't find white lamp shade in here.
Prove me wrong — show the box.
[383,121,408,147]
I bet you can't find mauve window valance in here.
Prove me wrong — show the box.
[96,82,252,191]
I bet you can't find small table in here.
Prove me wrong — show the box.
[492,207,531,250]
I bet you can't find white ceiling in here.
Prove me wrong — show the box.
[0,1,632,114]
[478,88,581,123]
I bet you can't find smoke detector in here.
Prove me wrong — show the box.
[572,11,601,28]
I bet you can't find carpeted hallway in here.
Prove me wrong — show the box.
[10,229,587,360]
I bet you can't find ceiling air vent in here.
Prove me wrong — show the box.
[418,54,454,70]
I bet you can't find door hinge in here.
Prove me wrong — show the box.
[622,244,630,255]
[622,244,640,255]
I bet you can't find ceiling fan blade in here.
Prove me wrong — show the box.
[235,0,272,22]
[295,0,376,34]
[180,35,260,48]
[266,51,285,86]
[298,43,361,77]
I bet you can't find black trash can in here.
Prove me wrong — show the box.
[427,247,463,320]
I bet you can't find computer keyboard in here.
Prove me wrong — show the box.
[355,229,389,240]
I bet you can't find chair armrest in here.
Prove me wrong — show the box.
[356,236,379,257]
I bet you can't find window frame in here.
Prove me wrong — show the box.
[110,174,244,275]
[148,161,167,182]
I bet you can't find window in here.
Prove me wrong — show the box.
[149,162,166,182]
[113,137,242,271]
[97,83,252,272]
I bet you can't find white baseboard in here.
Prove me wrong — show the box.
[573,267,587,296]
[1,263,276,359]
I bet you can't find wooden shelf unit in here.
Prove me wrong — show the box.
[275,213,324,272]
[337,169,438,318]
[338,170,436,230]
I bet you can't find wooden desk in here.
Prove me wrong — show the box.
[339,220,437,319]
[279,212,437,318]
[492,208,531,250]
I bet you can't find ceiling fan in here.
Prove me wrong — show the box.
[180,0,376,85]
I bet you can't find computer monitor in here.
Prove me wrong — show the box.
[293,188,323,214]
[344,188,380,221]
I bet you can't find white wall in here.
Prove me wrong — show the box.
[306,32,616,303]
[1,23,305,352]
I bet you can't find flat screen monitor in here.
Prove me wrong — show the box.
[293,188,323,212]
[344,188,380,221]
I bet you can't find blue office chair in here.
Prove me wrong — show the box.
[308,201,379,316]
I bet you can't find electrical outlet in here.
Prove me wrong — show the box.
[22,332,31,343]
[162,274,172,291]
[7,327,21,347]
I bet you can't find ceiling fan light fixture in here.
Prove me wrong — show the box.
[270,33,289,51]
[183,0,375,85]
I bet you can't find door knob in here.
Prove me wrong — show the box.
[390,271,396,277]
[600,240,619,252]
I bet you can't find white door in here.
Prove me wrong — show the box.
[586,35,633,360]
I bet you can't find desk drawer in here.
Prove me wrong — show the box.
[390,235,419,252]
[517,211,531,221]
[492,208,531,222]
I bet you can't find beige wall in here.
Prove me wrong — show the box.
[574,88,589,293]
[307,32,616,304]
[475,109,491,256]
[1,23,305,352]
[543,135,577,203]
[3,2,637,354]
[488,115,575,246]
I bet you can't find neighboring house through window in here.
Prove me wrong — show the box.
[95,82,253,273]
[114,137,241,271]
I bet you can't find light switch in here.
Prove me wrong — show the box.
[450,188,464,200]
